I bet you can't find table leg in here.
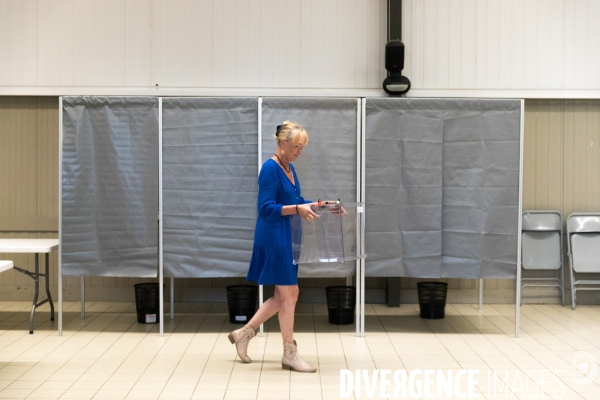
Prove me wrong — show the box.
[46,253,55,321]
[30,254,40,334]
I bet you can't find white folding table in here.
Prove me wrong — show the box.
[0,239,59,334]
[1,260,14,273]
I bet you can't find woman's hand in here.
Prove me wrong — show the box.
[298,203,320,221]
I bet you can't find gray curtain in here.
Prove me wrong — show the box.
[442,100,521,278]
[365,100,443,278]
[61,96,519,280]
[162,98,259,277]
[261,98,359,277]
[365,98,521,279]
[61,97,159,277]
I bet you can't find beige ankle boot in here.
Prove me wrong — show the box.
[228,324,256,363]
[282,340,317,373]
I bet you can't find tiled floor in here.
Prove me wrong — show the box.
[1,300,600,399]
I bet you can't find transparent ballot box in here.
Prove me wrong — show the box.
[291,202,366,264]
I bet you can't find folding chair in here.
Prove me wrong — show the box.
[567,213,600,310]
[519,211,564,305]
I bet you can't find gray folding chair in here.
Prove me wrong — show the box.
[567,213,600,310]
[519,211,564,305]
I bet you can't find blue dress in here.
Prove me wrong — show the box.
[246,159,310,285]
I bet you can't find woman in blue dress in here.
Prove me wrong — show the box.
[228,121,319,373]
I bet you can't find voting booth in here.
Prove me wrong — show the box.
[59,97,523,337]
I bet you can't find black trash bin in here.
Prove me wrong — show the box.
[134,283,160,324]
[226,285,258,324]
[417,282,448,319]
[326,286,356,325]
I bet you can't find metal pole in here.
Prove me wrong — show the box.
[351,95,364,308]
[355,263,360,337]
[259,285,264,337]
[159,97,164,337]
[360,98,366,337]
[478,279,483,310]
[170,277,174,319]
[80,277,85,319]
[58,96,63,336]
[515,100,525,338]
[258,97,264,337]
[361,259,365,337]
[355,98,361,336]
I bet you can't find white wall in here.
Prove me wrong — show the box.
[403,0,600,98]
[1,0,600,98]
[0,0,387,96]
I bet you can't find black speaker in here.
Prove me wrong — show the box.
[385,40,405,74]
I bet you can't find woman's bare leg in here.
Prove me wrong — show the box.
[245,284,299,342]
[276,285,299,343]
[246,288,281,329]
[277,285,315,372]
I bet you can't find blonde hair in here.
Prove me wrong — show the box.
[274,121,309,146]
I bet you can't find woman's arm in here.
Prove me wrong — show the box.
[257,166,283,222]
